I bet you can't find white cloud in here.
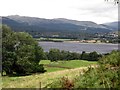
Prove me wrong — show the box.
[0,0,118,24]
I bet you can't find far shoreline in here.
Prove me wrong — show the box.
[38,40,119,45]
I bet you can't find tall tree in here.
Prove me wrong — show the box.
[2,25,45,75]
[48,49,61,62]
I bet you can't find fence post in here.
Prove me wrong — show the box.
[39,81,41,90]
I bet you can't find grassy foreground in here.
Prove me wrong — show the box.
[2,60,97,88]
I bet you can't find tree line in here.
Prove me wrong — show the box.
[46,49,102,62]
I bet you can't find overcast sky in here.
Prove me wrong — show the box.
[0,0,118,24]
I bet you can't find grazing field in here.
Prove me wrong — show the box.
[40,60,97,72]
[2,60,97,88]
[2,66,95,88]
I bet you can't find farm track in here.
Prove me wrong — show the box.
[43,64,72,69]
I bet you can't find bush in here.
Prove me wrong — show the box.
[75,50,120,88]
[48,49,61,62]
[81,51,101,61]
[32,64,46,73]
[88,51,100,61]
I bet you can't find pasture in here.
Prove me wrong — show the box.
[40,60,97,72]
[2,60,97,88]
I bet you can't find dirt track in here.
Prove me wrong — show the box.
[44,64,72,69]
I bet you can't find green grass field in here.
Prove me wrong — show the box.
[40,60,97,72]
[2,60,97,88]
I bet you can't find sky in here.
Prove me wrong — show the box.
[0,0,118,24]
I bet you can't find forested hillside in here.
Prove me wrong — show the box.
[1,15,112,33]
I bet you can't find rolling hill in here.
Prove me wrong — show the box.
[0,15,114,34]
[103,21,120,30]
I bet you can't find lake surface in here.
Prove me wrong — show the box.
[38,41,118,54]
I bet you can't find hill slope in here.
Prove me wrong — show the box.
[103,21,120,30]
[1,15,113,34]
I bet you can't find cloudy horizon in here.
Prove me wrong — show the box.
[0,0,118,24]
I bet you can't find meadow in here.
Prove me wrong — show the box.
[40,60,97,72]
[2,60,97,88]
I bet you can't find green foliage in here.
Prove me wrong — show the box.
[59,50,71,60]
[88,51,100,61]
[99,50,120,67]
[48,49,61,62]
[48,51,120,88]
[47,49,100,62]
[2,25,45,75]
[75,50,120,88]
[48,49,81,61]
[81,51,101,61]
[34,45,46,63]
[80,51,89,60]
[2,25,17,74]
[32,64,45,73]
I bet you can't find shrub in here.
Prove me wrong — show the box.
[75,50,120,88]
[47,51,120,88]
[60,77,74,89]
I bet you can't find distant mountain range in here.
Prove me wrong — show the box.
[103,21,119,30]
[0,15,119,34]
